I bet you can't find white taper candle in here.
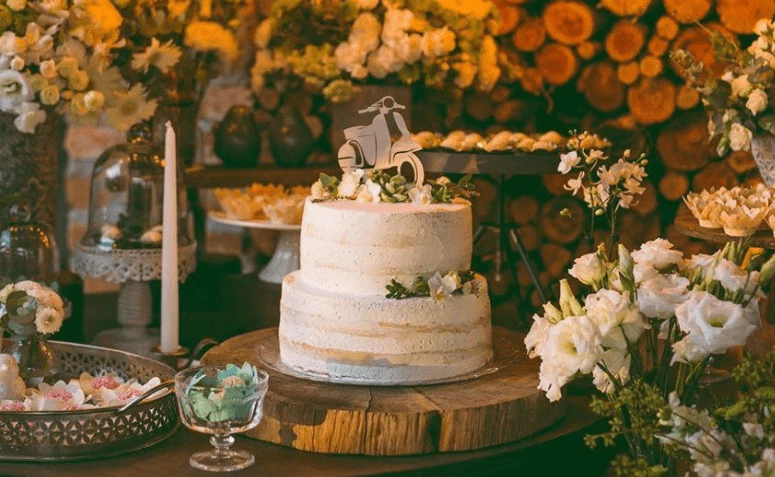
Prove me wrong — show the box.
[160,121,179,353]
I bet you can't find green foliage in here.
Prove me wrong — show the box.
[384,270,477,299]
[430,175,478,203]
[372,171,411,203]
[609,454,667,477]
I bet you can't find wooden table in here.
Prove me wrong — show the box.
[0,397,614,477]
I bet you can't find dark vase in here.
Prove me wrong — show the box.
[214,105,261,168]
[269,106,314,168]
[7,333,59,386]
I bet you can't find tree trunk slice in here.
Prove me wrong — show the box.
[510,195,540,225]
[659,171,690,201]
[675,84,701,110]
[578,61,626,112]
[632,180,659,215]
[639,55,664,78]
[716,0,775,34]
[540,243,573,278]
[497,4,522,35]
[576,41,601,60]
[664,0,712,23]
[539,196,585,245]
[605,21,646,62]
[727,151,758,174]
[513,17,547,52]
[692,160,739,191]
[627,77,676,125]
[656,15,680,39]
[542,0,597,45]
[657,111,714,171]
[647,35,670,57]
[517,224,542,252]
[599,0,652,17]
[201,327,568,456]
[535,42,579,85]
[617,61,641,85]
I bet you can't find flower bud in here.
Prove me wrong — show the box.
[542,302,564,324]
[559,279,584,317]
[759,254,775,286]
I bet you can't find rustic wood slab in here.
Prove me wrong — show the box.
[202,327,566,456]
[674,205,775,249]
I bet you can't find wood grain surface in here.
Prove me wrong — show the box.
[201,327,567,456]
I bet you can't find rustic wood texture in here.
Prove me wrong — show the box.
[513,17,547,52]
[578,61,626,112]
[535,42,579,85]
[627,77,676,125]
[605,21,646,62]
[201,327,567,456]
[656,111,714,171]
[185,165,339,189]
[663,0,712,23]
[599,0,652,17]
[542,1,596,45]
[716,0,775,34]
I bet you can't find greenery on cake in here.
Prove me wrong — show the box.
[385,270,479,300]
[311,170,477,204]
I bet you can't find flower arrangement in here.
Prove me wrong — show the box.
[0,280,64,337]
[385,270,481,300]
[527,237,774,474]
[671,19,775,156]
[250,0,501,102]
[311,170,477,204]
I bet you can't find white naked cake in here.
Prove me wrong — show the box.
[279,198,493,385]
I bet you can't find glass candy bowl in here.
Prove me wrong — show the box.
[174,365,269,472]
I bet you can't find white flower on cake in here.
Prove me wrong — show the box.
[569,252,605,288]
[338,169,365,198]
[538,315,602,402]
[310,181,326,200]
[675,291,759,356]
[408,184,432,205]
[362,179,382,203]
[427,271,459,301]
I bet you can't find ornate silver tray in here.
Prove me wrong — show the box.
[0,341,179,462]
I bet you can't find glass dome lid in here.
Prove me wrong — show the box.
[81,124,192,251]
[0,204,60,287]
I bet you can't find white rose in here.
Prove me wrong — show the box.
[310,181,325,200]
[557,150,580,174]
[584,289,644,349]
[747,89,768,116]
[637,273,690,320]
[0,69,31,114]
[14,280,42,293]
[729,123,753,152]
[351,13,381,52]
[592,348,631,394]
[568,252,605,287]
[524,313,551,358]
[253,19,274,49]
[676,291,759,355]
[408,184,432,204]
[731,74,753,97]
[537,315,602,402]
[631,239,684,273]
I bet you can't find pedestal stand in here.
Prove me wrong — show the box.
[72,243,197,356]
[209,212,301,284]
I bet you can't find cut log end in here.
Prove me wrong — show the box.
[658,171,690,201]
[513,17,547,52]
[617,61,640,85]
[657,111,714,171]
[535,43,579,86]
[676,84,701,110]
[663,0,712,23]
[639,55,664,78]
[693,161,739,191]
[496,5,521,36]
[605,21,646,62]
[655,15,680,39]
[576,41,601,61]
[716,0,775,34]
[579,62,626,112]
[599,0,652,17]
[647,36,669,57]
[542,1,597,46]
[627,77,676,125]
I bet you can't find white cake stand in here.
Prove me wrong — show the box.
[209,212,301,284]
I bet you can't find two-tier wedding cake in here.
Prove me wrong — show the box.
[279,188,492,385]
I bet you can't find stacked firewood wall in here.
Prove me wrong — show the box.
[457,0,773,310]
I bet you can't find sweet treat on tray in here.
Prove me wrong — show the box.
[684,185,775,237]
[279,171,492,385]
[412,129,610,154]
[214,184,310,225]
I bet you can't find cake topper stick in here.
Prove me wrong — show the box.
[337,96,425,185]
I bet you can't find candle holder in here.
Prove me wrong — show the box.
[151,345,191,370]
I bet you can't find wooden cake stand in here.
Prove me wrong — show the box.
[201,327,566,456]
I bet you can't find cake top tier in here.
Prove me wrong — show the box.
[299,198,473,296]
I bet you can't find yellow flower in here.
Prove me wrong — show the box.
[131,38,182,74]
[70,0,123,47]
[40,85,60,105]
[435,0,492,21]
[184,21,238,62]
[105,84,158,132]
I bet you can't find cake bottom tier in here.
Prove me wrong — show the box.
[279,271,493,385]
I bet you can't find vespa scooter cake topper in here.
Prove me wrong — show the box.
[337,96,425,185]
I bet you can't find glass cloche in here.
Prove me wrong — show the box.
[0,204,60,287]
[81,124,192,251]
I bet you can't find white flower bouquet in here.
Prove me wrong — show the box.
[250,0,501,102]
[0,0,154,133]
[672,19,775,156]
[0,280,64,337]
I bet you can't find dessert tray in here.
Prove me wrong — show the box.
[209,211,301,231]
[0,341,178,462]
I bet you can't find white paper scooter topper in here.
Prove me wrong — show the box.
[337,96,425,185]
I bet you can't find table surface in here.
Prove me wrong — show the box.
[674,206,775,249]
[0,397,606,477]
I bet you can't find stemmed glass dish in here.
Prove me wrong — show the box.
[174,364,269,472]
